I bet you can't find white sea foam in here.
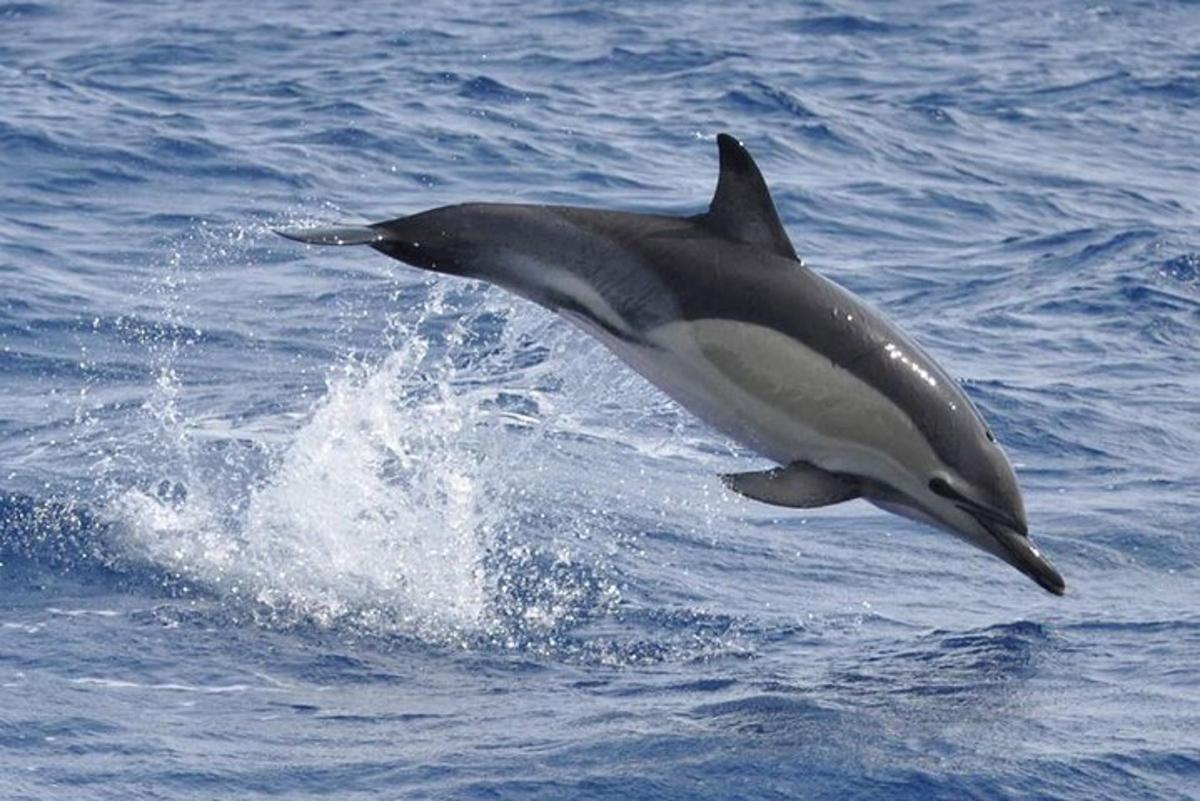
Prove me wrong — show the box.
[109,330,499,635]
[101,260,639,645]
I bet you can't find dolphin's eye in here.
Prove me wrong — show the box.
[928,477,964,501]
[985,429,996,443]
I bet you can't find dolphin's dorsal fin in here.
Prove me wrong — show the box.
[702,134,798,261]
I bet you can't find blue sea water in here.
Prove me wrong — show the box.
[2,0,1199,797]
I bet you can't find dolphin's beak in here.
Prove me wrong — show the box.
[987,523,1066,596]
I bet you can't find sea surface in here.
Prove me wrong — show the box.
[2,1,1199,798]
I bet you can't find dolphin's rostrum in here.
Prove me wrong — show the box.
[277,134,1066,595]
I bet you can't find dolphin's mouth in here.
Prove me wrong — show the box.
[931,478,1030,536]
[956,499,1027,537]
[968,511,1066,596]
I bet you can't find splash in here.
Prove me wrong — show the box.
[108,313,507,637]
[83,222,750,660]
[95,229,635,646]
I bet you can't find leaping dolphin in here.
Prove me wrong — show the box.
[277,134,1066,595]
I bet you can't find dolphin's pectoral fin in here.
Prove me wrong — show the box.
[700,134,799,262]
[720,462,860,508]
[274,225,390,246]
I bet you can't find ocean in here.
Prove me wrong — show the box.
[1,0,1198,798]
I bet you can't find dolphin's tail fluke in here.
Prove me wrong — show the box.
[273,225,389,246]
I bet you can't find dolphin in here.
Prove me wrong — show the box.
[276,133,1066,595]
